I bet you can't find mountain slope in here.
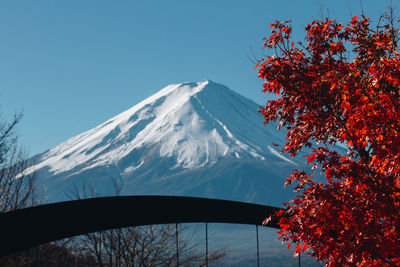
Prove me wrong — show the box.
[30,80,300,205]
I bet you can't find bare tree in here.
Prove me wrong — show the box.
[0,112,54,266]
[0,112,37,212]
[68,180,226,266]
[73,221,225,266]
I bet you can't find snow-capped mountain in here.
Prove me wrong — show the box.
[29,80,300,205]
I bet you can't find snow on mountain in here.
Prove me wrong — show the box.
[29,80,301,205]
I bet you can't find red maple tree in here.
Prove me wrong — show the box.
[257,11,400,267]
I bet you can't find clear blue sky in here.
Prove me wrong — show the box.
[0,0,396,155]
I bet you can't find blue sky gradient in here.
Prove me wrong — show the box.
[0,0,396,155]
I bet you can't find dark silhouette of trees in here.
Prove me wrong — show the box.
[0,242,97,267]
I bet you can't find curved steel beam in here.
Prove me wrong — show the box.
[0,195,281,257]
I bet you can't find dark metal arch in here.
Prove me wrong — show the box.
[0,195,281,257]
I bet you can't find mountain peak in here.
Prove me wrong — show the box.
[26,80,301,204]
[29,81,291,186]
